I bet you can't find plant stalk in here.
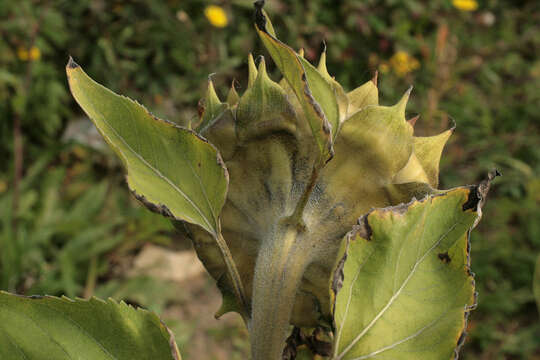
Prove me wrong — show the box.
[250,225,310,360]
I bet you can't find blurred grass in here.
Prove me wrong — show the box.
[1,0,539,358]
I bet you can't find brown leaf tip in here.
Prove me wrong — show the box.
[462,169,500,212]
[407,115,420,127]
[372,70,378,86]
[67,56,79,69]
[320,39,327,54]
[254,0,267,31]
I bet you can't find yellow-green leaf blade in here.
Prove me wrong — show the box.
[0,292,181,360]
[66,59,227,236]
[333,187,485,360]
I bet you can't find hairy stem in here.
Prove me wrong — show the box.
[250,225,310,360]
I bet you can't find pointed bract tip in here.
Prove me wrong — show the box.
[407,115,419,127]
[449,117,457,132]
[256,56,268,77]
[255,54,265,67]
[66,56,79,69]
[372,70,378,86]
[318,50,329,74]
[227,81,240,106]
[247,53,258,87]
[395,85,413,115]
[205,76,221,103]
[321,39,327,53]
[405,84,414,96]
[229,80,238,92]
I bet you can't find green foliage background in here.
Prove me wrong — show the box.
[0,0,538,358]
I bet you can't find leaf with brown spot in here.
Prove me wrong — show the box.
[331,182,493,360]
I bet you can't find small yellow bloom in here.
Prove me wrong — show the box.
[452,0,479,12]
[17,47,29,61]
[204,5,228,28]
[16,46,41,61]
[389,51,420,77]
[29,46,41,61]
[0,180,7,194]
[379,62,390,74]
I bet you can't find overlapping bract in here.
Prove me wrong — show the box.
[188,13,453,326]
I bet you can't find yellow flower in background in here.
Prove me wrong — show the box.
[389,51,420,77]
[379,62,390,74]
[204,5,228,28]
[29,46,41,61]
[16,46,41,61]
[0,180,7,194]
[453,0,479,12]
[17,47,29,61]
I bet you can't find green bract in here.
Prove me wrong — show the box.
[57,3,497,360]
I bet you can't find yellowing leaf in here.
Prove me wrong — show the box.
[332,183,492,360]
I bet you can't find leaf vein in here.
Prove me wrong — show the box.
[337,203,461,359]
[86,88,215,233]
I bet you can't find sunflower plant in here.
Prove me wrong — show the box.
[0,2,498,359]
